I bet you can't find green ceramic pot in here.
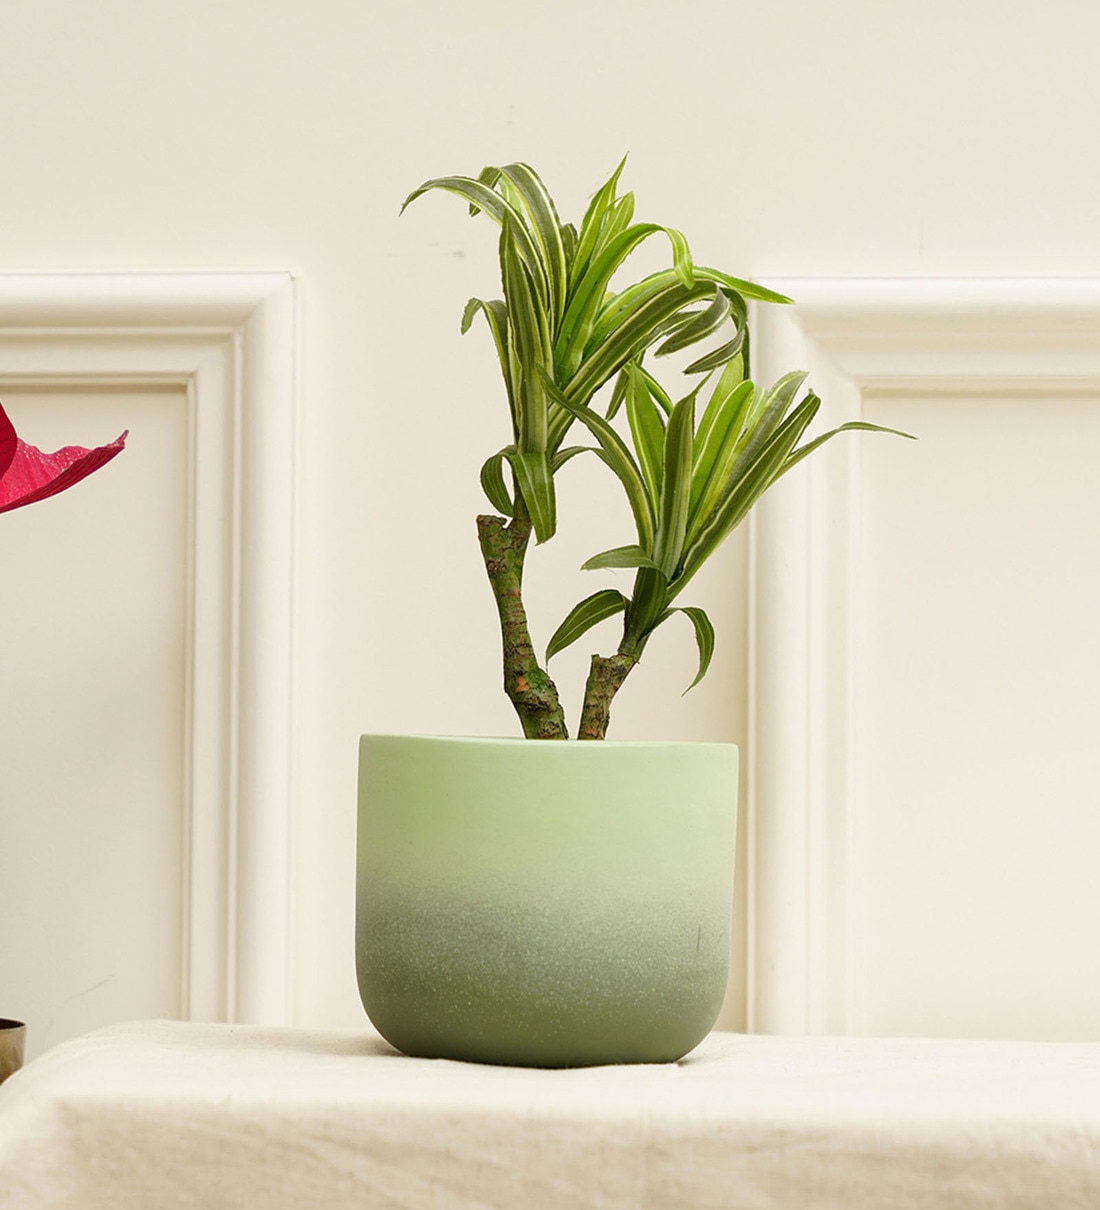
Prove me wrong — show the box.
[356,734,738,1068]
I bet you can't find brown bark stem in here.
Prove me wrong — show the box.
[477,513,568,740]
[577,652,638,740]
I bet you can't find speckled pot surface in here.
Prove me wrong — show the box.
[356,734,738,1068]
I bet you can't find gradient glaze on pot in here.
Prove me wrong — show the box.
[356,734,737,1067]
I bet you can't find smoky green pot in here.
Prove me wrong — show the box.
[355,734,738,1068]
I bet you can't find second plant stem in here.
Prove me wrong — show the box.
[477,509,641,741]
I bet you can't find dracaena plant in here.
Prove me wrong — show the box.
[403,160,907,740]
[543,361,909,736]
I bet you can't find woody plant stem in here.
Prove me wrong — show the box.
[477,506,569,740]
[478,503,640,741]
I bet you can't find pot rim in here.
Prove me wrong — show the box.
[360,732,737,750]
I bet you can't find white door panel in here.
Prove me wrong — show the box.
[1,386,188,1058]
[0,274,296,1058]
[860,389,1100,1039]
[750,281,1100,1040]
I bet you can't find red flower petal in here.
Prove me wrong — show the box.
[0,401,127,515]
[0,402,16,481]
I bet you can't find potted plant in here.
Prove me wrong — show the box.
[356,160,906,1067]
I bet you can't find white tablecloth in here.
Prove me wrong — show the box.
[1,1020,1098,1208]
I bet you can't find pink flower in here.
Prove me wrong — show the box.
[0,400,126,514]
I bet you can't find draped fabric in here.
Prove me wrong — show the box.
[1,1020,1098,1209]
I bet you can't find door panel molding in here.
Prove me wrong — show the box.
[747,279,1100,1034]
[0,273,296,1026]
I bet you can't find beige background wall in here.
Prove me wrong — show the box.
[2,0,1099,1051]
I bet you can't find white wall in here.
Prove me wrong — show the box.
[2,0,1100,1043]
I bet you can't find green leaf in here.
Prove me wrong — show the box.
[546,588,628,661]
[687,379,754,544]
[555,224,697,381]
[678,606,715,692]
[479,449,514,516]
[607,365,630,420]
[561,221,578,277]
[540,370,655,550]
[551,445,589,473]
[470,164,502,214]
[621,564,671,655]
[608,362,672,421]
[678,390,819,589]
[506,449,556,543]
[498,162,569,327]
[781,421,916,476]
[461,298,514,429]
[695,266,793,306]
[651,392,695,578]
[500,216,553,452]
[635,364,673,415]
[625,363,666,507]
[580,544,660,572]
[691,364,747,466]
[656,287,731,357]
[564,275,718,408]
[736,369,809,462]
[571,156,628,286]
[460,296,481,334]
[683,329,745,375]
[401,174,507,218]
[401,175,545,301]
[602,192,636,246]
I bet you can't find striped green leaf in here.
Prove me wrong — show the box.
[498,162,569,327]
[571,156,628,286]
[607,365,630,420]
[692,359,748,471]
[625,362,666,507]
[506,448,556,543]
[479,449,514,516]
[656,287,731,357]
[586,448,654,552]
[461,297,514,429]
[551,445,589,473]
[621,564,671,655]
[401,175,546,304]
[635,364,673,415]
[683,329,745,375]
[677,391,819,589]
[586,269,695,348]
[697,266,793,306]
[651,392,695,578]
[781,420,916,476]
[607,362,672,421]
[565,276,718,407]
[555,223,696,380]
[731,369,809,468]
[581,544,660,572]
[546,588,628,661]
[561,222,578,277]
[678,606,715,692]
[541,371,655,550]
[402,174,507,219]
[500,216,552,452]
[592,267,749,352]
[470,164,503,212]
[602,192,636,246]
[687,379,754,545]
